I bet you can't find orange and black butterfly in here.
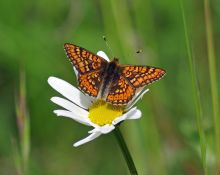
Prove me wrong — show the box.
[64,43,166,106]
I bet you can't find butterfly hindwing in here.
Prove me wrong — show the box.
[64,43,107,75]
[78,71,102,97]
[106,76,135,105]
[121,65,166,88]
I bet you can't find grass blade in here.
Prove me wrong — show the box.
[180,0,207,174]
[204,0,220,172]
[14,69,30,175]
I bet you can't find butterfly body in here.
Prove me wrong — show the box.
[64,43,166,106]
[99,58,121,98]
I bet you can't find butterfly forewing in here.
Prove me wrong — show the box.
[121,65,166,88]
[64,43,107,75]
[64,43,108,97]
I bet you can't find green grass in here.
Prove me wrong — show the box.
[180,0,207,174]
[204,0,220,173]
[13,70,30,175]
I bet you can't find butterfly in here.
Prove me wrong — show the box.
[64,43,166,106]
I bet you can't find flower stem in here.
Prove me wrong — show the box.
[114,127,138,175]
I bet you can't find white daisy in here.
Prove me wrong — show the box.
[48,51,149,147]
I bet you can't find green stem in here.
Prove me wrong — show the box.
[114,127,138,175]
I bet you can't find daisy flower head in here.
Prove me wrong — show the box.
[48,50,149,147]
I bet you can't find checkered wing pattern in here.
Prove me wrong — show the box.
[106,65,166,105]
[106,76,135,105]
[64,43,107,74]
[64,43,107,97]
[78,71,102,97]
[121,65,166,88]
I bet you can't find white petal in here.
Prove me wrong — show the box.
[88,128,98,134]
[88,124,115,134]
[53,109,91,126]
[126,89,149,111]
[112,107,136,125]
[112,107,141,125]
[99,124,115,134]
[97,51,110,62]
[51,97,88,117]
[73,132,102,147]
[48,77,92,109]
[126,109,142,120]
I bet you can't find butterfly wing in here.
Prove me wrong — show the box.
[64,43,108,97]
[64,43,107,74]
[106,76,136,105]
[121,65,166,88]
[106,65,166,105]
[78,71,102,97]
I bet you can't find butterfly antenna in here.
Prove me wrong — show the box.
[126,49,143,61]
[103,36,114,58]
[136,49,143,54]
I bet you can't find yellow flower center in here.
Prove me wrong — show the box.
[88,100,124,126]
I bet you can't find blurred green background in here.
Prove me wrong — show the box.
[0,0,220,174]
